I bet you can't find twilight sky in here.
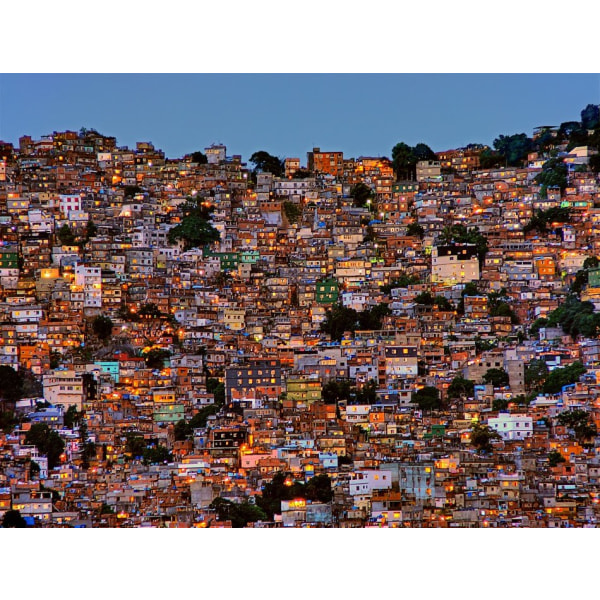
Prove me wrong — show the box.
[0,73,598,163]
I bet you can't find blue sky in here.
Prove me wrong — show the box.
[0,74,598,162]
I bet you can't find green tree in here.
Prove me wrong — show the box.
[413,386,442,411]
[381,274,421,294]
[322,379,353,404]
[209,497,267,528]
[543,362,586,394]
[434,296,454,311]
[92,315,113,342]
[470,423,501,453]
[447,376,475,399]
[557,409,598,443]
[142,348,171,370]
[190,151,208,164]
[546,297,600,339]
[492,399,509,411]
[581,104,600,130]
[482,368,510,388]
[2,510,27,528]
[283,201,302,224]
[84,218,97,240]
[391,142,435,180]
[124,185,143,198]
[143,445,172,465]
[256,471,333,521]
[167,212,220,250]
[174,419,190,441]
[304,473,334,503]
[461,281,480,297]
[249,151,284,177]
[355,380,378,404]
[524,207,571,234]
[589,154,600,174]
[412,143,436,162]
[0,410,17,433]
[406,222,424,238]
[525,359,548,391]
[529,317,548,336]
[320,305,359,341]
[535,158,568,194]
[125,433,146,459]
[0,366,23,405]
[479,148,504,169]
[206,378,225,405]
[357,303,391,330]
[29,460,40,477]
[25,423,65,470]
[57,224,76,246]
[493,133,533,166]
[570,257,599,296]
[350,182,374,208]
[64,405,81,429]
[391,142,416,180]
[188,404,221,429]
[414,291,434,305]
[548,450,566,468]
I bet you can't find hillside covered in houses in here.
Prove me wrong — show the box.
[2,104,600,527]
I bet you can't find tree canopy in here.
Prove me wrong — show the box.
[470,423,502,453]
[142,348,171,370]
[381,274,421,294]
[57,224,76,246]
[406,222,424,238]
[557,409,597,443]
[25,423,65,470]
[581,103,600,130]
[482,368,510,388]
[320,303,391,341]
[413,386,442,411]
[350,182,374,208]
[283,201,301,224]
[525,359,549,391]
[447,376,475,399]
[249,151,284,177]
[493,133,533,166]
[92,315,113,341]
[391,141,435,180]
[168,213,220,250]
[167,199,220,250]
[256,472,333,520]
[534,157,568,195]
[0,366,23,404]
[209,497,267,528]
[545,296,600,339]
[543,362,586,394]
[2,509,27,528]
[189,151,208,164]
[523,206,571,234]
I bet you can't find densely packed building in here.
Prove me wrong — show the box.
[2,111,600,527]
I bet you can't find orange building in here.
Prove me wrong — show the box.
[307,147,344,177]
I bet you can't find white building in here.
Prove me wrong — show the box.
[59,194,82,216]
[74,264,102,309]
[349,470,393,496]
[432,244,480,283]
[487,413,533,441]
[43,369,85,409]
[205,144,226,165]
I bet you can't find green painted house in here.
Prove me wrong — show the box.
[316,278,339,304]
